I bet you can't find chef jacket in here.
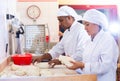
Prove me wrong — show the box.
[49,21,90,61]
[80,30,119,81]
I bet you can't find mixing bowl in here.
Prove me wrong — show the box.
[11,53,32,65]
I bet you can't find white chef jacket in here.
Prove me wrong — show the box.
[49,21,90,61]
[80,30,119,81]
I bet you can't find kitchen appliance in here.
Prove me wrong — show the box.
[8,17,24,54]
[24,24,50,54]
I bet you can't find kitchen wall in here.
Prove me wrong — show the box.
[0,0,17,61]
[58,0,120,5]
[16,0,59,43]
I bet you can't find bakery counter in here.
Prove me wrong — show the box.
[0,56,97,81]
[0,74,97,81]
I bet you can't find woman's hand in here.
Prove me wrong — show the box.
[67,61,84,70]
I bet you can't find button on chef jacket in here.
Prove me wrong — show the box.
[49,20,90,61]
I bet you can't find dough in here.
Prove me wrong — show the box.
[15,70,26,76]
[34,62,50,69]
[24,65,40,76]
[11,64,40,76]
[54,71,66,76]
[58,55,75,67]
[40,69,53,76]
[11,64,21,71]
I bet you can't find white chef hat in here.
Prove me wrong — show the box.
[82,9,108,31]
[57,6,78,20]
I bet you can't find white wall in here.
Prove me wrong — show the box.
[0,0,17,61]
[0,0,17,15]
[16,2,59,42]
[58,0,120,5]
[0,13,7,62]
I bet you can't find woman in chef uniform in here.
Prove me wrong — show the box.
[67,9,119,81]
[33,6,90,66]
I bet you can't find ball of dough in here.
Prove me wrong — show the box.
[58,55,75,67]
[34,62,50,69]
[11,64,21,71]
[25,66,40,76]
[14,70,26,76]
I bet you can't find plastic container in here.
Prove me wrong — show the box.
[11,53,32,65]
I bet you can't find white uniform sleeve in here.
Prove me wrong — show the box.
[48,39,65,59]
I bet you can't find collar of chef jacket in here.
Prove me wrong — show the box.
[67,20,78,32]
[91,29,105,43]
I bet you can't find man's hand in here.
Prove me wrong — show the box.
[48,59,61,68]
[32,53,52,63]
[32,55,43,63]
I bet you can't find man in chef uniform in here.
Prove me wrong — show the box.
[67,9,119,81]
[33,6,90,67]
